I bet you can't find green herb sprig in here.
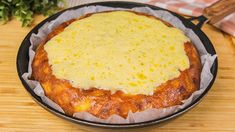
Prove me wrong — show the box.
[0,0,63,27]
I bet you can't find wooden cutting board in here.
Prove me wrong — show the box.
[0,15,235,132]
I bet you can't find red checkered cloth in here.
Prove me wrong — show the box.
[66,0,235,36]
[147,0,235,36]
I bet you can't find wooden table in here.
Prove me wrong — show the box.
[0,15,235,132]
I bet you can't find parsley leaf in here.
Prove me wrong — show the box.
[0,0,63,27]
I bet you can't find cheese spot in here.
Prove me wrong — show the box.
[137,73,147,80]
[75,99,91,111]
[45,11,190,95]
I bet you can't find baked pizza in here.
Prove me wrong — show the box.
[32,11,201,119]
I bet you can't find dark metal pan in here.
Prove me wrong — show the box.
[17,1,218,128]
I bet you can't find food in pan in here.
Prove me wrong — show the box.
[32,11,201,119]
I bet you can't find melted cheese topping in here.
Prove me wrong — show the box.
[44,11,190,95]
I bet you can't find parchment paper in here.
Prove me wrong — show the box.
[22,6,217,124]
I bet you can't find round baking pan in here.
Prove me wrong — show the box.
[16,1,218,128]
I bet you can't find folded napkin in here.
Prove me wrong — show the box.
[65,0,235,36]
[148,0,235,36]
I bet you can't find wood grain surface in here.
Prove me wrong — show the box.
[0,14,235,132]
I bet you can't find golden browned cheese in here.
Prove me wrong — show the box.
[32,11,201,119]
